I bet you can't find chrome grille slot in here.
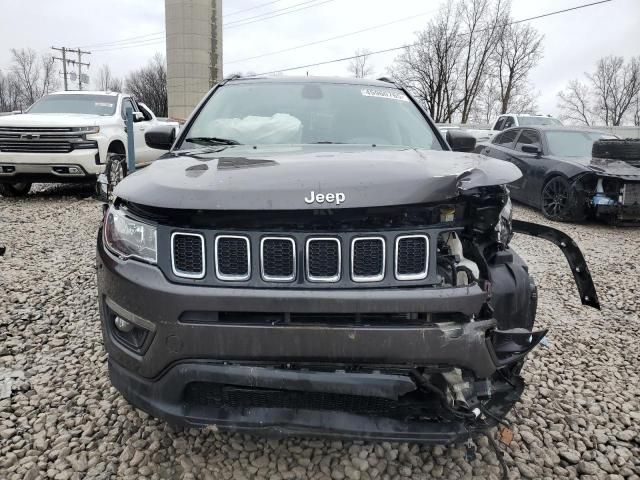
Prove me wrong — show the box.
[395,235,429,280]
[261,237,296,282]
[171,233,205,279]
[215,235,251,281]
[306,238,341,282]
[351,237,385,282]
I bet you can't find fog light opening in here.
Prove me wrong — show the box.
[114,316,134,332]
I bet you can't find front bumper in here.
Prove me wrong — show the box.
[0,149,102,183]
[97,233,542,441]
[108,357,524,443]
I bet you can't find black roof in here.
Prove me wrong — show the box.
[224,75,399,89]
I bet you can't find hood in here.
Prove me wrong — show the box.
[115,145,522,210]
[0,113,102,128]
[551,155,640,179]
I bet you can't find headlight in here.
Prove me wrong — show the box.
[104,207,157,263]
[73,126,100,134]
[495,196,513,247]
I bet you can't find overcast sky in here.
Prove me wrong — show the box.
[0,0,638,117]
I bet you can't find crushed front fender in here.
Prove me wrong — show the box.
[512,220,600,310]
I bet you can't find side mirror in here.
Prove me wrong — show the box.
[446,129,476,153]
[133,111,145,122]
[521,145,541,156]
[145,124,176,150]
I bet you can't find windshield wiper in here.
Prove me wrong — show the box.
[313,141,345,144]
[185,136,241,146]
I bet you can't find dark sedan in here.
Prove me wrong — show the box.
[476,126,640,223]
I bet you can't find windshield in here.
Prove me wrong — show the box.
[518,116,562,126]
[183,82,442,149]
[28,94,117,115]
[546,130,616,157]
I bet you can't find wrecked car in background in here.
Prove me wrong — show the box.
[476,126,640,223]
[96,76,600,443]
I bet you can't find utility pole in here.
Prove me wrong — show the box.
[75,48,91,90]
[51,46,69,91]
[51,47,90,91]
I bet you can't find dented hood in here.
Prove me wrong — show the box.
[115,145,522,210]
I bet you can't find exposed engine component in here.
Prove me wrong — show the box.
[437,232,480,286]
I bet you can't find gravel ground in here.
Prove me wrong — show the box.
[1,183,639,480]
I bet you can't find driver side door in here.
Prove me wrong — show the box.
[509,129,546,204]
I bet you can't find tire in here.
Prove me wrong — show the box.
[103,152,127,202]
[540,176,584,222]
[592,139,640,161]
[0,182,32,197]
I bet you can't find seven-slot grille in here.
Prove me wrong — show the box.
[171,233,205,279]
[351,237,385,282]
[215,236,251,281]
[395,235,429,280]
[169,232,431,284]
[306,238,341,282]
[261,237,296,281]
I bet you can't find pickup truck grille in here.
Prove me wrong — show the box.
[0,127,97,153]
[169,229,435,287]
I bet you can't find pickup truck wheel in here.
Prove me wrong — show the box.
[0,182,32,197]
[104,153,127,201]
[541,176,583,222]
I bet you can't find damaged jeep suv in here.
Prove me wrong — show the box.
[96,77,599,443]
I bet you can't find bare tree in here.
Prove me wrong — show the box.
[457,0,508,122]
[348,49,374,78]
[588,55,640,126]
[0,71,21,112]
[557,80,593,126]
[125,53,167,116]
[40,54,57,98]
[7,48,58,109]
[390,1,464,122]
[495,22,543,114]
[632,92,640,126]
[468,75,501,124]
[96,64,123,92]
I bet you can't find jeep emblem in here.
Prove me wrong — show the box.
[304,190,345,205]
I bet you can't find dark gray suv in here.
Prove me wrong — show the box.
[96,76,599,443]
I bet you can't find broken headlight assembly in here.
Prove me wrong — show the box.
[104,206,157,264]
[495,196,513,247]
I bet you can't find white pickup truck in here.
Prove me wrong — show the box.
[0,91,175,196]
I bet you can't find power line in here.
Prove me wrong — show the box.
[80,31,164,49]
[225,0,336,28]
[224,0,287,18]
[85,0,337,51]
[253,0,613,76]
[225,7,440,65]
[91,38,165,52]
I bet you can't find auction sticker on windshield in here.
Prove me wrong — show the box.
[361,88,409,102]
